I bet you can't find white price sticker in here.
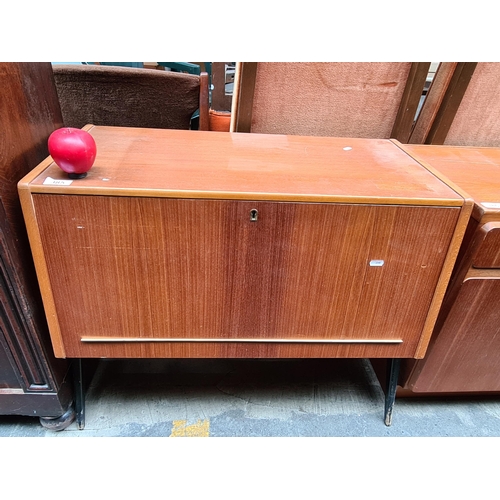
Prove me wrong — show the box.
[482,202,500,209]
[43,177,73,186]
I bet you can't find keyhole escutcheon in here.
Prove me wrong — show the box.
[250,209,259,222]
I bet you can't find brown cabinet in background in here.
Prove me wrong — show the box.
[394,144,500,394]
[0,63,73,428]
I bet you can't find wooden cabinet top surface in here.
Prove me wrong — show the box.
[20,126,463,206]
[402,144,500,218]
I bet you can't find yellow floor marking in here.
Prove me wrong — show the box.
[170,419,210,437]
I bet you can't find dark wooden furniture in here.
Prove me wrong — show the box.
[393,144,500,394]
[0,62,74,429]
[230,62,431,142]
[18,126,472,426]
[52,64,210,131]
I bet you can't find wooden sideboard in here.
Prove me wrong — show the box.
[393,144,500,394]
[18,126,472,426]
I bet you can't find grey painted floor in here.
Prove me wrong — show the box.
[2,358,500,437]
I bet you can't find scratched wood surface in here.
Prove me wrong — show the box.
[32,194,460,359]
[402,144,500,222]
[23,126,463,206]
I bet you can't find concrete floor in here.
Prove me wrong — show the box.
[2,358,500,437]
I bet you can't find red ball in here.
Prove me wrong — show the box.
[48,128,96,178]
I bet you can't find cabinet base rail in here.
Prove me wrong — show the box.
[71,357,402,430]
[80,337,404,344]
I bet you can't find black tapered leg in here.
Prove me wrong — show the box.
[384,358,401,426]
[72,359,85,430]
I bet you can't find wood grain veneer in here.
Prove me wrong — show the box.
[410,278,500,392]
[30,195,459,358]
[392,143,500,394]
[19,127,468,361]
[472,223,500,268]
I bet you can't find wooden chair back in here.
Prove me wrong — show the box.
[52,64,209,131]
[230,62,430,142]
[410,62,500,147]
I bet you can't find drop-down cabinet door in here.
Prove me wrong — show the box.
[30,194,460,359]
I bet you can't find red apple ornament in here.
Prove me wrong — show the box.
[48,127,96,179]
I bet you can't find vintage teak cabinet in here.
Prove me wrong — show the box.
[394,144,500,394]
[18,126,472,426]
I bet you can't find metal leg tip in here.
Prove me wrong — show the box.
[384,412,393,427]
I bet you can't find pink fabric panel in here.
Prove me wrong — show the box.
[445,63,500,147]
[250,62,412,138]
